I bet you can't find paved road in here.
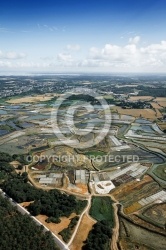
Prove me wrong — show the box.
[0,189,69,250]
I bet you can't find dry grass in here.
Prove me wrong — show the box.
[157,122,166,130]
[154,97,166,107]
[154,97,166,102]
[119,238,151,250]
[112,106,158,120]
[36,213,76,240]
[70,214,95,250]
[110,175,152,200]
[150,102,161,109]
[155,108,162,118]
[10,161,21,168]
[6,94,56,104]
[157,101,166,107]
[124,202,142,214]
[19,201,34,207]
[128,96,153,101]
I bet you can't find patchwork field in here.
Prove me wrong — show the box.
[119,217,166,250]
[133,139,166,150]
[150,102,162,109]
[157,122,166,130]
[111,106,159,120]
[154,97,166,107]
[153,164,166,181]
[121,180,160,211]
[6,94,56,104]
[142,203,166,227]
[119,238,154,250]
[110,175,158,206]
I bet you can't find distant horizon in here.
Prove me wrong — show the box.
[1,71,166,77]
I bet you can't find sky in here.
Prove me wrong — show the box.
[1,0,166,73]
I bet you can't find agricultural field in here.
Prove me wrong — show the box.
[133,139,166,150]
[84,151,106,157]
[0,75,166,249]
[152,164,166,181]
[89,196,114,227]
[6,94,57,104]
[128,96,153,101]
[119,180,160,211]
[111,175,154,201]
[154,97,166,107]
[119,217,166,250]
[157,122,166,130]
[119,238,154,250]
[142,203,166,227]
[111,106,159,120]
[150,102,162,109]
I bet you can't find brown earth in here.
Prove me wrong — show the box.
[157,122,166,130]
[19,201,34,207]
[110,175,153,200]
[154,97,166,107]
[6,94,57,104]
[150,102,161,109]
[111,106,158,120]
[70,214,95,250]
[36,213,77,240]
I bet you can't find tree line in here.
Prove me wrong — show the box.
[82,220,112,250]
[0,195,59,250]
[1,172,87,222]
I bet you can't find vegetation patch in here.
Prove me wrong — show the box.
[0,196,59,250]
[153,164,166,181]
[1,172,87,221]
[89,196,114,227]
[58,216,79,242]
[83,220,112,250]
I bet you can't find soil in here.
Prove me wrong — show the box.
[70,214,95,250]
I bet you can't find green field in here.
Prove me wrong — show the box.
[84,151,106,157]
[89,196,114,227]
[153,164,166,181]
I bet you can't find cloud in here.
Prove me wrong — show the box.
[86,39,166,71]
[129,36,140,44]
[66,44,81,51]
[1,39,166,72]
[57,53,73,62]
[0,50,26,60]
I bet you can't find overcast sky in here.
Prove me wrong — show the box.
[1,0,166,73]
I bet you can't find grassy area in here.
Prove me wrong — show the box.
[89,196,114,227]
[84,151,105,157]
[153,164,166,181]
[0,124,15,132]
[103,94,114,100]
[30,145,49,153]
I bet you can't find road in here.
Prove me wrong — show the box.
[0,189,69,250]
[67,195,92,247]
